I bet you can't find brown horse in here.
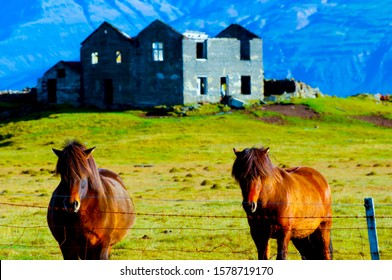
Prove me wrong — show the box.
[232,147,332,260]
[47,140,135,259]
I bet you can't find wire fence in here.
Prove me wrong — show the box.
[1,198,392,260]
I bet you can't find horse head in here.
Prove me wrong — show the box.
[232,147,271,215]
[53,141,96,213]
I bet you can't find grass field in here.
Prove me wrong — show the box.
[0,96,391,260]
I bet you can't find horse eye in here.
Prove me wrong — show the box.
[81,179,88,189]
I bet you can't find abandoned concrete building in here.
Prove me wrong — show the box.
[37,20,264,108]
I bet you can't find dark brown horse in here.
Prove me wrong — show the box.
[232,147,332,260]
[47,140,135,259]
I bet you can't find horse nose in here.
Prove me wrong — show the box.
[72,201,80,212]
[243,201,258,214]
[250,202,257,213]
[63,199,80,213]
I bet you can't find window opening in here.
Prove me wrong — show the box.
[152,42,164,61]
[57,69,65,78]
[240,40,250,60]
[91,52,98,64]
[116,51,122,64]
[241,76,251,95]
[196,41,207,59]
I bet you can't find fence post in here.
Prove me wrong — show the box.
[364,197,380,260]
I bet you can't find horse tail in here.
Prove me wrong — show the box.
[329,236,333,260]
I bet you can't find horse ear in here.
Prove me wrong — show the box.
[52,149,62,158]
[84,147,96,158]
[233,148,241,157]
[263,147,270,154]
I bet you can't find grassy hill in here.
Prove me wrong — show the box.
[0,96,391,259]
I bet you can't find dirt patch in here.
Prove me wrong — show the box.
[355,115,392,128]
[261,104,319,119]
[260,115,286,125]
[250,104,318,125]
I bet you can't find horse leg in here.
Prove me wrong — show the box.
[298,227,332,260]
[99,246,110,260]
[292,237,313,260]
[60,244,79,260]
[276,230,291,260]
[328,237,333,260]
[292,236,328,260]
[89,243,111,260]
[318,221,333,260]
[250,224,271,260]
[83,245,110,260]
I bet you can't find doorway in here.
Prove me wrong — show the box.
[47,79,57,103]
[241,76,251,95]
[197,77,207,95]
[103,79,113,106]
[220,77,228,96]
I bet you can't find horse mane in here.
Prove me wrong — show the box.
[232,147,281,184]
[55,140,103,194]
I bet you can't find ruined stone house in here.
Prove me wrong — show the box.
[37,20,263,108]
[37,61,81,104]
[264,78,323,102]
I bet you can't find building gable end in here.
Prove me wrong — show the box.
[81,21,132,46]
[215,24,260,40]
[135,19,183,40]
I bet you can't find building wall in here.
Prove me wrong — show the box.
[133,21,184,107]
[37,61,80,105]
[183,37,264,104]
[80,23,133,108]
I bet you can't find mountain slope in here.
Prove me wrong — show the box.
[1,0,392,96]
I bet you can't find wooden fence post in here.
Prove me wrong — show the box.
[364,197,380,260]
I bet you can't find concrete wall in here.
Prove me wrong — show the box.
[183,37,263,104]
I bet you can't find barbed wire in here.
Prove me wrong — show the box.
[1,201,392,232]
[1,201,392,220]
[2,223,392,232]
[2,193,392,207]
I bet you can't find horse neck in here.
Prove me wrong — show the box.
[259,166,283,203]
[85,160,106,198]
[91,175,106,195]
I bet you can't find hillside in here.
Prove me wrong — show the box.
[0,96,391,260]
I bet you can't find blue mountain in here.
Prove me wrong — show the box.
[1,0,392,97]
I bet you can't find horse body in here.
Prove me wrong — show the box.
[232,147,332,260]
[47,141,135,260]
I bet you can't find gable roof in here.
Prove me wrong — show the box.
[43,61,81,77]
[135,19,183,39]
[215,24,260,40]
[61,61,82,73]
[81,21,132,45]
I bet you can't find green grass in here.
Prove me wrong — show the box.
[0,96,391,260]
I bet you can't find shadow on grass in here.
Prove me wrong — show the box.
[0,102,135,124]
